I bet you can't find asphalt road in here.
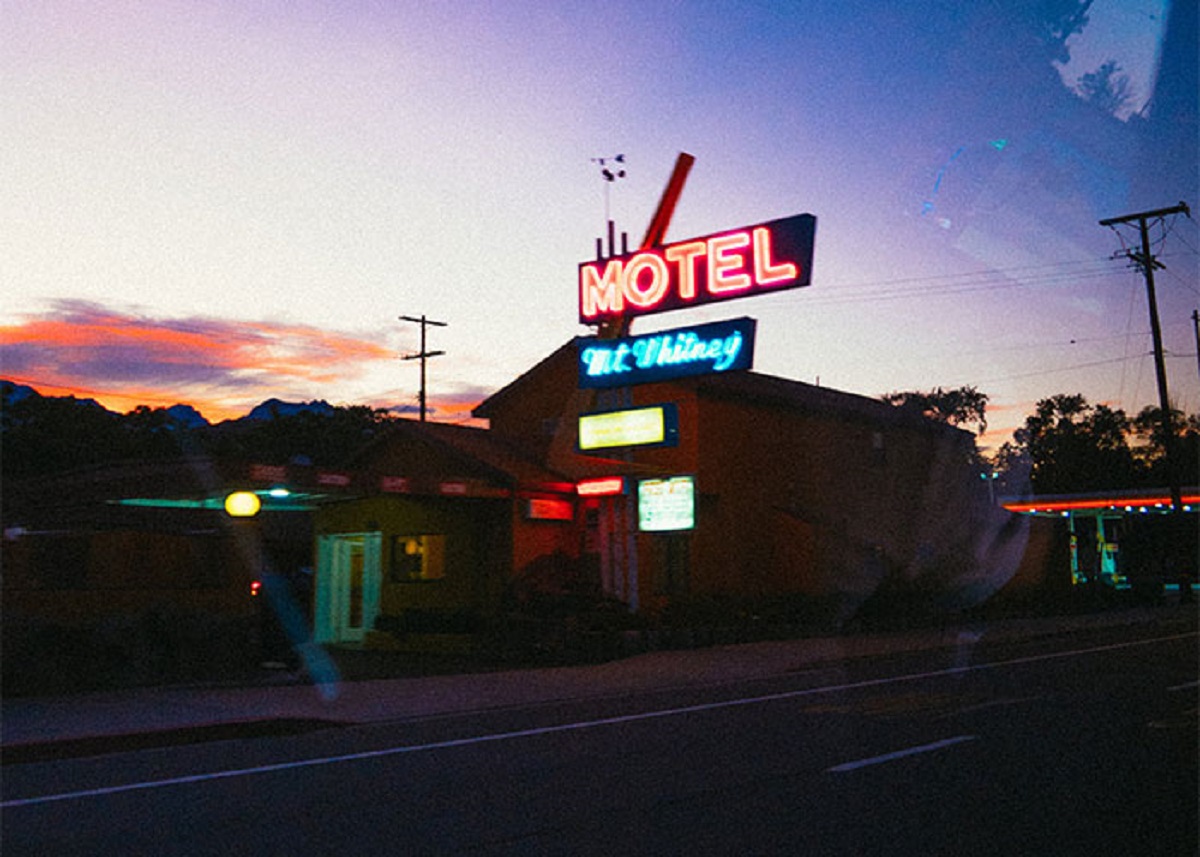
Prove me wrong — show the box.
[3,620,1196,856]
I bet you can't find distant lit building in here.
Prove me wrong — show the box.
[1002,489,1199,590]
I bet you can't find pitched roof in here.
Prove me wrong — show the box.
[476,337,971,439]
[357,418,576,492]
[690,371,972,436]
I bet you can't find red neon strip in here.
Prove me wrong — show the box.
[664,240,705,300]
[577,477,625,497]
[753,226,799,284]
[624,253,669,308]
[581,260,624,319]
[707,232,752,294]
[1004,493,1200,513]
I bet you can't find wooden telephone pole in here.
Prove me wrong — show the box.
[1099,201,1191,510]
[399,314,446,422]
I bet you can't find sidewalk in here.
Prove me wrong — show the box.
[3,605,1194,759]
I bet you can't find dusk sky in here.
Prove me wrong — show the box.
[3,1,1197,449]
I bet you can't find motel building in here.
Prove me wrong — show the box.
[305,326,999,647]
[482,335,993,614]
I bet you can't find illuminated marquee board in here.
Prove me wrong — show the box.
[578,317,756,388]
[579,213,815,323]
[576,476,626,497]
[524,497,574,521]
[637,476,696,532]
[578,404,679,452]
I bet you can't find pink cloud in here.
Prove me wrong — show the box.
[1,300,402,422]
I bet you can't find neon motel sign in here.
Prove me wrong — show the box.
[579,213,815,323]
[579,317,756,388]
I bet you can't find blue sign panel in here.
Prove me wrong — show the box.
[578,317,756,389]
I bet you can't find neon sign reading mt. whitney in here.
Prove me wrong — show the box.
[578,213,816,323]
[578,317,757,388]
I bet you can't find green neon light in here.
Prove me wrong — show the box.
[111,495,318,512]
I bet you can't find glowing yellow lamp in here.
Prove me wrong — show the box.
[224,491,262,518]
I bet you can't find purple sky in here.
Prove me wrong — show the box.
[3,1,1197,445]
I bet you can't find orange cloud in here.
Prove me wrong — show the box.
[1,300,402,422]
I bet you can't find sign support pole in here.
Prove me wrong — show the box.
[599,152,695,340]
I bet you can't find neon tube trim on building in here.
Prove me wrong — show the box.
[1004,492,1199,514]
[576,476,626,496]
[579,213,815,323]
[578,317,756,388]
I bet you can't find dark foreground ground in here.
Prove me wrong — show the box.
[4,583,1194,702]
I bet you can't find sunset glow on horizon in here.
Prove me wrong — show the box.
[0,300,445,423]
[3,1,1195,443]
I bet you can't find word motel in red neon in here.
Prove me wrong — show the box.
[579,213,816,323]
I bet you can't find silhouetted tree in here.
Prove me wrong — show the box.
[1,383,403,477]
[203,405,399,466]
[1131,405,1200,488]
[1,385,130,478]
[121,405,202,460]
[995,394,1140,493]
[881,385,990,435]
[1025,0,1093,63]
[1077,59,1133,116]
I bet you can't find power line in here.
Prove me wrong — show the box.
[977,354,1148,384]
[742,258,1128,310]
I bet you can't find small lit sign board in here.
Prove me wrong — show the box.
[525,497,574,521]
[637,476,696,532]
[579,213,815,324]
[578,404,678,452]
[579,317,756,388]
[576,476,626,497]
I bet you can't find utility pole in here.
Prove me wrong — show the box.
[1099,201,1191,511]
[1192,309,1200,385]
[399,314,446,422]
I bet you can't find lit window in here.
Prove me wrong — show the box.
[390,534,445,582]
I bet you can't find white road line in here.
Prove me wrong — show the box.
[826,735,978,773]
[1167,680,1198,692]
[3,631,1194,809]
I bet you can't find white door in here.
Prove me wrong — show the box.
[315,533,382,643]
